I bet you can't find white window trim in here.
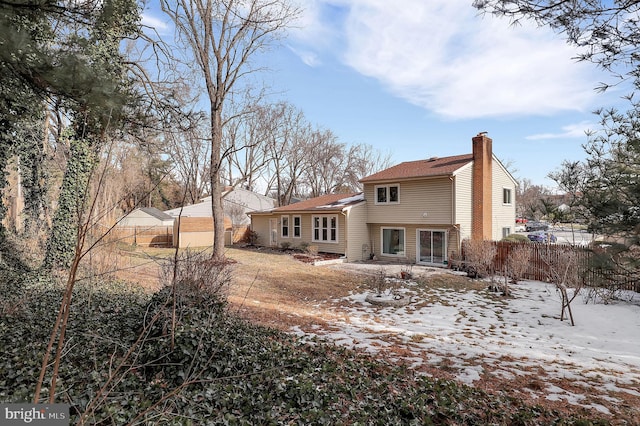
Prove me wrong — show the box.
[374,184,400,205]
[312,214,338,244]
[293,215,302,238]
[281,215,290,238]
[503,187,512,205]
[380,227,406,257]
[415,229,448,265]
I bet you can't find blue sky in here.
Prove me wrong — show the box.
[142,0,628,189]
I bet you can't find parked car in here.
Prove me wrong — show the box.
[516,217,528,224]
[525,221,549,232]
[527,231,557,243]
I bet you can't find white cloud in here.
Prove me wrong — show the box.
[296,0,601,119]
[141,12,170,34]
[526,121,595,140]
[287,0,342,66]
[288,46,322,67]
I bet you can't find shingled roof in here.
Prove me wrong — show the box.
[251,193,364,214]
[360,154,473,183]
[139,207,173,221]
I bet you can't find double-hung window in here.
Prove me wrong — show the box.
[312,215,337,243]
[281,215,289,238]
[376,184,400,204]
[503,188,512,205]
[293,216,301,238]
[502,227,511,238]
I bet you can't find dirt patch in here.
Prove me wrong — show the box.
[291,252,343,264]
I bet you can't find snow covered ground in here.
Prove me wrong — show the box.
[294,277,640,417]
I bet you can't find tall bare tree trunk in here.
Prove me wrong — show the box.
[210,106,225,258]
[162,0,299,259]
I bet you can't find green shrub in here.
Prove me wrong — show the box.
[502,233,529,243]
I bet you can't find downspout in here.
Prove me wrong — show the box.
[341,208,348,260]
[450,175,459,259]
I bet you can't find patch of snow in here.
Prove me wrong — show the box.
[295,279,640,416]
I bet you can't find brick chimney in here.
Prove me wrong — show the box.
[471,132,492,241]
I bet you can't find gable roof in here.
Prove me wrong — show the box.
[139,207,173,221]
[251,192,364,215]
[360,154,473,183]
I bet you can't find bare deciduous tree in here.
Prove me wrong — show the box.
[222,96,273,191]
[162,0,299,259]
[303,128,346,197]
[540,246,584,326]
[263,102,311,205]
[166,115,211,205]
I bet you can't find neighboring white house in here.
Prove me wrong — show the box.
[164,187,277,248]
[164,186,276,224]
[117,207,174,227]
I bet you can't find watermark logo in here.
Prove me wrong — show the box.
[1,404,68,425]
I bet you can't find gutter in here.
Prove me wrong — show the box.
[341,207,349,261]
[450,175,460,252]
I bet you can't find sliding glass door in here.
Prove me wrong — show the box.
[417,230,447,265]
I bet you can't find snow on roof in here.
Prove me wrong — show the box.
[316,193,365,208]
[254,192,364,214]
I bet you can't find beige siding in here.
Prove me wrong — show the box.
[250,215,273,247]
[251,212,347,255]
[453,163,473,245]
[345,203,369,261]
[368,223,456,264]
[492,159,517,240]
[364,178,453,225]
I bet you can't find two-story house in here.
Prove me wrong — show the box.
[249,133,516,266]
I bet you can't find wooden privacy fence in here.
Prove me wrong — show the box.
[106,226,173,247]
[459,241,640,293]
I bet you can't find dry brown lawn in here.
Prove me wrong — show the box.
[112,245,637,422]
[113,245,366,330]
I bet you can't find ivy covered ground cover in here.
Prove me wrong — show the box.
[0,272,605,425]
